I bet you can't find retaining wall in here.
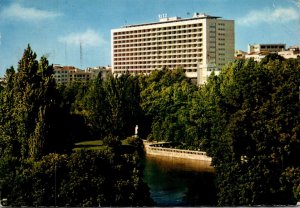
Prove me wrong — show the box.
[143,140,212,162]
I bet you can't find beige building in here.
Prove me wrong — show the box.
[53,65,91,84]
[248,44,285,53]
[53,65,111,85]
[234,50,247,59]
[278,46,300,59]
[245,51,269,62]
[111,13,235,85]
[244,45,299,62]
[85,66,112,79]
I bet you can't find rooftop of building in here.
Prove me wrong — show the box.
[53,65,76,70]
[122,13,222,28]
[247,51,270,55]
[249,43,286,46]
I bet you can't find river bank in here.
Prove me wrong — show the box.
[142,140,216,206]
[143,154,216,206]
[143,140,213,162]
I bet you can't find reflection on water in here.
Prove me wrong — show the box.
[143,155,216,206]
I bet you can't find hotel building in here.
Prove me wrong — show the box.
[111,13,235,84]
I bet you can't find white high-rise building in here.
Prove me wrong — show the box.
[111,13,235,85]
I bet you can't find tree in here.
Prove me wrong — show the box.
[140,67,198,147]
[0,45,71,160]
[82,73,109,138]
[199,58,300,205]
[0,45,154,207]
[103,72,141,137]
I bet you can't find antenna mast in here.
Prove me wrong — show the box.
[80,41,83,68]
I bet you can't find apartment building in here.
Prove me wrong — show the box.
[248,44,286,53]
[245,51,269,62]
[53,65,91,84]
[111,13,235,85]
[235,50,247,59]
[85,66,112,80]
[278,46,300,59]
[53,65,111,85]
[244,45,299,62]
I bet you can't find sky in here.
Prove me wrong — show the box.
[0,0,299,76]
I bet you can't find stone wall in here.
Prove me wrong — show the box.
[143,140,212,162]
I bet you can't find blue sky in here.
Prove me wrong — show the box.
[0,0,299,75]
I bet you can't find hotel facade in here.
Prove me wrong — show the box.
[111,13,234,84]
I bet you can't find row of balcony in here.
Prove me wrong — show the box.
[114,49,203,55]
[113,65,199,71]
[114,24,204,35]
[113,42,204,50]
[114,48,203,53]
[113,52,204,58]
[114,57,203,62]
[114,69,199,73]
[113,63,200,68]
[113,30,203,41]
[114,59,202,65]
[113,34,204,45]
[114,44,204,52]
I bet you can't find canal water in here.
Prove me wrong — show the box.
[143,155,217,206]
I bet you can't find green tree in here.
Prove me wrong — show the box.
[82,73,109,138]
[199,57,300,205]
[140,67,198,147]
[0,45,73,159]
[56,81,90,142]
[0,46,154,207]
[103,72,141,137]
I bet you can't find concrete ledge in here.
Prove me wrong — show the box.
[143,140,212,162]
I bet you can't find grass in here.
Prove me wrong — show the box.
[75,140,103,146]
[73,137,138,152]
[73,140,107,151]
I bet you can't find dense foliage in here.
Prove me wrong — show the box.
[0,46,70,160]
[83,72,141,138]
[140,68,200,148]
[0,46,153,206]
[1,150,153,207]
[0,45,299,206]
[139,57,300,205]
[198,57,300,205]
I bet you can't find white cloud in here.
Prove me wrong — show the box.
[58,29,105,47]
[237,7,299,26]
[0,3,61,22]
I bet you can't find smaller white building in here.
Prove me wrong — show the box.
[85,66,112,80]
[244,45,300,62]
[245,51,269,62]
[278,46,300,59]
[197,62,220,85]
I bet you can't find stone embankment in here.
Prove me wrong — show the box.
[143,140,212,162]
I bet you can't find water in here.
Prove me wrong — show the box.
[143,155,217,206]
